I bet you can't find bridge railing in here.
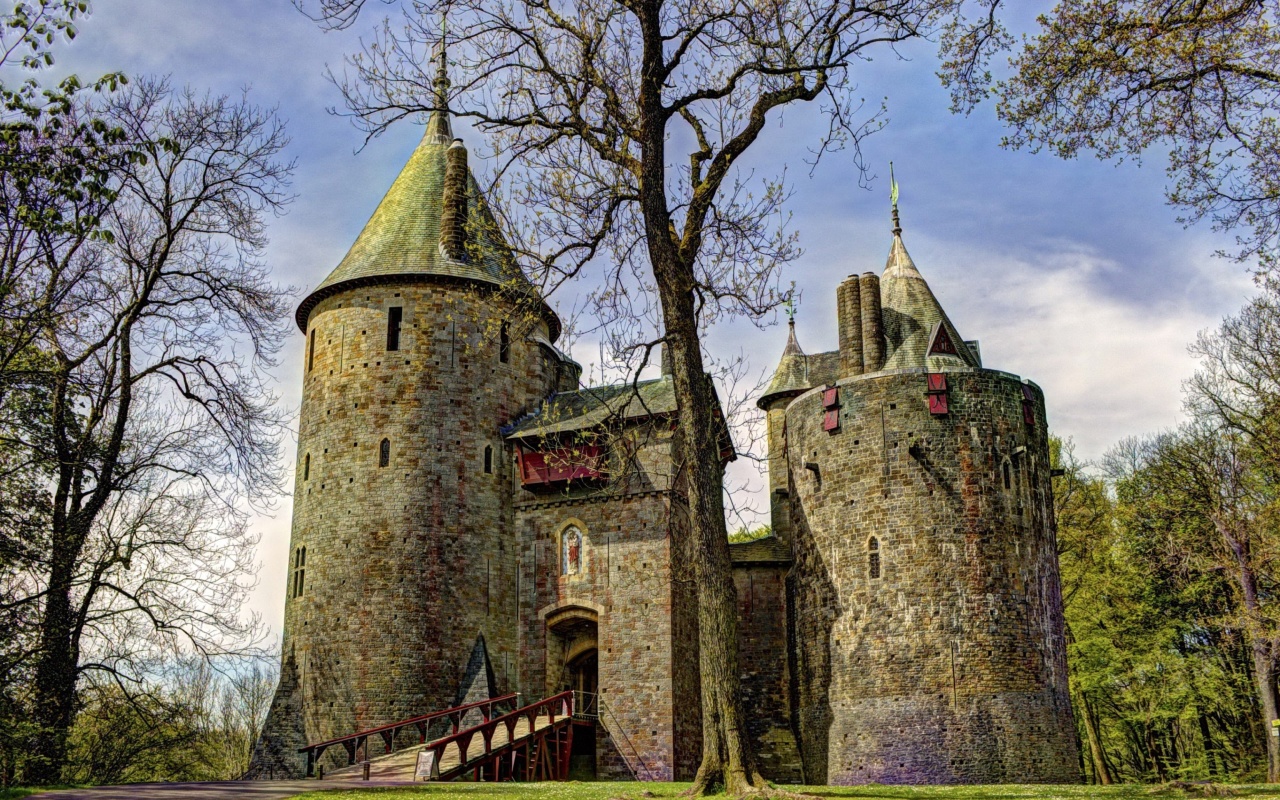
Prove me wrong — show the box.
[298,692,518,777]
[425,690,575,782]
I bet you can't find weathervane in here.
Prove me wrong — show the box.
[890,161,902,235]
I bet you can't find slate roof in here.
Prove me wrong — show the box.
[879,229,978,371]
[758,212,976,409]
[295,110,556,335]
[504,377,677,440]
[728,535,793,565]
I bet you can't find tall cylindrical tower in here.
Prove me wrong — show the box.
[785,218,1078,785]
[254,93,565,774]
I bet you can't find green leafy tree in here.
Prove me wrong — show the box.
[957,0,1280,270]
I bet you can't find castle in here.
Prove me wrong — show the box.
[252,88,1081,785]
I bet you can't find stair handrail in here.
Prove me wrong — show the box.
[596,696,654,781]
[298,692,518,776]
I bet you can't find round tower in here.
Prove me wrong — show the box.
[255,52,568,774]
[780,204,1079,784]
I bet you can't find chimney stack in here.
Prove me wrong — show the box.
[440,138,469,261]
[859,272,885,372]
[837,275,864,379]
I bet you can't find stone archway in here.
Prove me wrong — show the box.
[545,606,599,780]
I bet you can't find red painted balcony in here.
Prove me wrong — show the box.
[520,444,606,486]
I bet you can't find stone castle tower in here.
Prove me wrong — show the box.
[758,202,1080,783]
[252,62,582,769]
[253,52,1079,783]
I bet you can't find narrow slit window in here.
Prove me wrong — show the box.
[499,321,510,363]
[303,453,310,481]
[1002,460,1012,490]
[292,547,307,598]
[308,328,316,372]
[484,445,493,474]
[379,438,391,468]
[868,537,881,580]
[387,307,403,351]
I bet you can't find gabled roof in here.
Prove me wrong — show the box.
[503,377,677,440]
[295,110,557,336]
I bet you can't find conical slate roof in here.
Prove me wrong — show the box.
[879,218,976,371]
[759,320,815,408]
[294,111,557,337]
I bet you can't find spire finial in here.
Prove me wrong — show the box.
[890,161,902,236]
[426,12,454,142]
[433,12,451,112]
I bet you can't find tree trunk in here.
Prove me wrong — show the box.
[630,2,765,794]
[1221,522,1280,782]
[28,554,78,785]
[1079,691,1114,785]
[1249,641,1279,782]
[658,286,765,795]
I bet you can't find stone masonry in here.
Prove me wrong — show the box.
[252,62,1079,784]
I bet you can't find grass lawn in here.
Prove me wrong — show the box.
[292,782,1280,800]
[0,788,85,800]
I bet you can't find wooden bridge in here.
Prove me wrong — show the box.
[298,692,578,783]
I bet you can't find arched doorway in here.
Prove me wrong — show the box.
[545,607,599,779]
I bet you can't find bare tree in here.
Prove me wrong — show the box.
[298,0,1006,793]
[0,77,293,784]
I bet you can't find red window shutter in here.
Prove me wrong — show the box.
[822,387,840,409]
[927,373,948,393]
[823,409,840,431]
[1023,401,1035,426]
[928,393,949,416]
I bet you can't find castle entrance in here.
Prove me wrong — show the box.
[545,607,599,779]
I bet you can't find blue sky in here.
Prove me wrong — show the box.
[45,0,1257,638]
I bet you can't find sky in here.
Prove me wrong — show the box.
[42,0,1258,641]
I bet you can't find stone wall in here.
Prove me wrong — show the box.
[258,279,559,774]
[732,562,802,783]
[513,422,699,781]
[786,367,1079,785]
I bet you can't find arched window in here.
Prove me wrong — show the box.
[484,445,493,474]
[562,525,582,576]
[868,537,881,580]
[379,438,391,468]
[499,321,511,363]
[303,453,310,481]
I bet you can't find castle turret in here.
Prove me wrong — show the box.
[254,43,569,776]
[783,193,1079,785]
